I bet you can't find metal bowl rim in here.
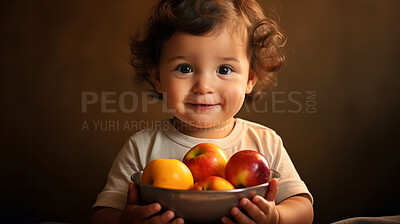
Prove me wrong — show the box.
[131,169,280,194]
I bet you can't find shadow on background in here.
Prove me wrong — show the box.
[1,0,399,223]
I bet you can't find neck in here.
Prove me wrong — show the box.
[170,117,236,139]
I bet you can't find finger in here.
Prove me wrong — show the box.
[252,195,272,214]
[127,182,140,205]
[221,216,237,224]
[265,178,278,202]
[170,217,185,224]
[144,210,175,224]
[132,203,161,220]
[230,206,255,224]
[239,198,265,223]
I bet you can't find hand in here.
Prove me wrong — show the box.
[221,178,279,224]
[119,183,184,224]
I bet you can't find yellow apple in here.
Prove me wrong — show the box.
[141,158,194,190]
[190,176,235,191]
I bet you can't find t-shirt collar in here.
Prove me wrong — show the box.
[161,117,245,149]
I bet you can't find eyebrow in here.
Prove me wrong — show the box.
[167,56,189,62]
[219,57,240,62]
[167,56,240,63]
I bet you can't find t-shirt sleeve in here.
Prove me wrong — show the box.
[93,138,142,211]
[270,134,313,204]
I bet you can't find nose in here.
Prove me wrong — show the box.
[192,73,215,95]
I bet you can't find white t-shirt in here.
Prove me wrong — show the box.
[93,118,312,211]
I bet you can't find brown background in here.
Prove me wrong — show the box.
[1,0,399,223]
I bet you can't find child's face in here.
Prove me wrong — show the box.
[152,25,256,130]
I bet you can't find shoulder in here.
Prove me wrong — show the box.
[236,118,282,141]
[127,119,170,142]
[116,119,173,169]
[237,118,274,131]
[235,118,285,158]
[117,119,173,155]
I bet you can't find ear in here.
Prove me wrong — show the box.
[246,69,258,94]
[148,67,162,93]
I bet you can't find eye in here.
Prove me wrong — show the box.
[216,65,233,75]
[176,64,193,74]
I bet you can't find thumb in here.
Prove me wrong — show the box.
[265,178,278,202]
[126,182,140,205]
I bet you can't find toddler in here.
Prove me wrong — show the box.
[91,0,313,223]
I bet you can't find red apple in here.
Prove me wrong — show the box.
[225,150,270,188]
[183,143,228,182]
[190,176,235,191]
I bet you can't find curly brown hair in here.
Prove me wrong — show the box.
[130,0,286,100]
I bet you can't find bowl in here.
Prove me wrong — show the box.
[131,170,280,223]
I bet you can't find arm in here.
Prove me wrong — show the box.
[221,179,313,224]
[276,194,313,224]
[91,183,184,224]
[91,207,121,224]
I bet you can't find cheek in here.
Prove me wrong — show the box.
[222,86,246,111]
[162,80,188,107]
